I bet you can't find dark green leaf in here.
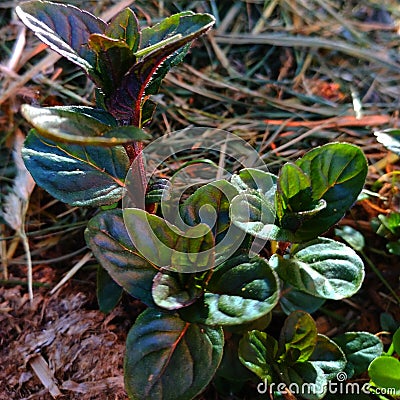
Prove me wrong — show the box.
[96,266,123,313]
[368,356,400,394]
[180,255,279,326]
[88,34,136,94]
[106,12,215,123]
[270,238,364,300]
[279,311,317,363]
[333,332,383,378]
[182,180,238,235]
[276,162,313,218]
[335,226,365,252]
[105,8,139,51]
[85,209,157,307]
[23,131,128,206]
[238,330,278,381]
[216,334,255,382]
[375,129,400,155]
[124,309,224,400]
[16,0,106,75]
[21,105,149,146]
[280,284,325,315]
[123,208,215,273]
[286,362,327,400]
[224,313,272,334]
[380,312,400,333]
[152,271,202,310]
[387,240,400,255]
[295,143,368,241]
[309,334,346,380]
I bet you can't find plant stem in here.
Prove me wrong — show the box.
[361,249,400,305]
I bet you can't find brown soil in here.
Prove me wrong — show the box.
[0,268,143,400]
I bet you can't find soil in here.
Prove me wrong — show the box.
[0,265,145,400]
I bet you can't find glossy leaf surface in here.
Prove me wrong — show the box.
[333,332,383,378]
[16,0,106,75]
[152,271,203,310]
[309,334,346,380]
[21,105,150,146]
[124,208,214,272]
[368,356,400,394]
[96,266,123,313]
[124,309,223,400]
[238,330,278,381]
[270,238,364,300]
[279,310,317,363]
[85,210,157,307]
[23,132,128,206]
[180,255,279,326]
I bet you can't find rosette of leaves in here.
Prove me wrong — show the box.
[85,143,368,399]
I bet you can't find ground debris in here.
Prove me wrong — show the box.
[0,284,129,400]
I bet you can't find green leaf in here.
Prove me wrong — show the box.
[16,0,106,75]
[393,327,400,355]
[375,129,400,155]
[123,208,215,273]
[309,334,346,380]
[85,210,157,307]
[230,145,367,243]
[230,192,276,239]
[295,143,368,240]
[380,312,400,333]
[280,284,325,315]
[105,8,139,51]
[279,311,317,363]
[182,180,238,235]
[333,332,383,378]
[270,238,364,300]
[286,362,327,400]
[96,266,123,313]
[335,226,365,252]
[224,313,272,335]
[124,309,224,400]
[22,131,128,206]
[230,168,277,195]
[368,356,400,394]
[21,105,150,146]
[152,271,202,310]
[106,12,215,123]
[276,162,313,217]
[181,180,245,264]
[180,255,279,326]
[238,330,278,381]
[88,34,136,95]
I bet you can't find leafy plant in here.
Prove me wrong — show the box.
[368,327,400,398]
[16,1,379,399]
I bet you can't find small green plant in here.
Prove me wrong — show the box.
[16,1,385,399]
[368,327,400,398]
